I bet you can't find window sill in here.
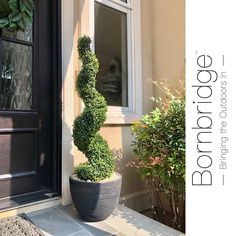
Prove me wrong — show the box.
[104,111,142,125]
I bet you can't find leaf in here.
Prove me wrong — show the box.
[12,12,22,23]
[27,0,34,9]
[0,17,9,24]
[8,22,18,30]
[8,0,19,11]
[21,0,34,12]
[19,1,27,12]
[0,18,9,28]
[17,19,25,30]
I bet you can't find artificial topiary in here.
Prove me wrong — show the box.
[0,0,34,31]
[73,36,115,182]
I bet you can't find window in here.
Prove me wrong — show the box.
[81,0,142,123]
[0,24,33,111]
[95,2,128,107]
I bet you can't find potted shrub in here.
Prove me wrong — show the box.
[131,86,185,231]
[69,36,122,222]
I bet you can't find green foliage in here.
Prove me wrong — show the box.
[131,88,185,230]
[0,0,34,31]
[73,36,115,182]
[132,91,185,193]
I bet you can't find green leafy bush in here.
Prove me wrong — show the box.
[0,0,34,31]
[73,36,115,182]
[131,87,185,231]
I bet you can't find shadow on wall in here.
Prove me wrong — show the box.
[101,125,149,213]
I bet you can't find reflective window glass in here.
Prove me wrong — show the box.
[1,41,32,110]
[95,2,128,107]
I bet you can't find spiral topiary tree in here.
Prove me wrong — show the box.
[73,36,115,182]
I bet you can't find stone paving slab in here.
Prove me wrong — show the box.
[27,204,184,236]
[27,207,92,236]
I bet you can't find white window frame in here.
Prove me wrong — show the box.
[81,0,142,124]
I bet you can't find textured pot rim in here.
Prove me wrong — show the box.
[69,172,122,185]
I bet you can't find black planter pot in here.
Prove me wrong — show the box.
[69,173,122,222]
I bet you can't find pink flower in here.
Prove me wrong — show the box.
[150,157,161,165]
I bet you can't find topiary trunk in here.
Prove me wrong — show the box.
[73,36,115,182]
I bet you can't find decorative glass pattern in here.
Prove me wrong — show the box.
[1,41,32,110]
[2,23,33,42]
[95,2,128,107]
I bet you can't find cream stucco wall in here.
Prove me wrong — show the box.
[152,0,185,98]
[61,0,185,213]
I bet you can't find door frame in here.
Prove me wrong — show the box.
[51,0,62,197]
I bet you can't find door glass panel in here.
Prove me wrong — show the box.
[1,41,32,110]
[2,23,33,42]
[95,2,128,107]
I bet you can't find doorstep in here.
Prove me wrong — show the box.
[0,197,61,219]
[26,204,184,236]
